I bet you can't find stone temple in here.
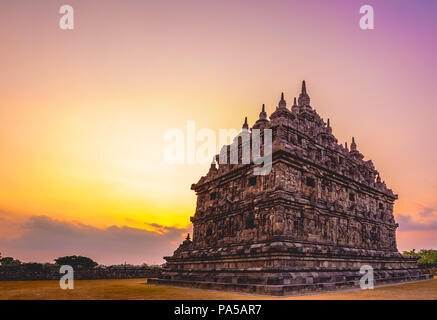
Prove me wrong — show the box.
[150,81,430,295]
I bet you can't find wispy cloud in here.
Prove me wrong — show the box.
[418,207,436,218]
[397,207,437,231]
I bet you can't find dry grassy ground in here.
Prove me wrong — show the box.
[0,278,436,300]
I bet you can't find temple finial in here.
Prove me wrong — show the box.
[302,80,307,94]
[345,142,348,150]
[253,104,268,127]
[242,116,249,129]
[258,104,267,120]
[186,233,190,241]
[298,80,310,106]
[327,118,330,128]
[278,92,286,108]
[351,137,357,150]
[292,97,297,107]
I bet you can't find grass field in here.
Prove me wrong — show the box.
[0,278,436,300]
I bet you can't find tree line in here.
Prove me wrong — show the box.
[0,253,161,270]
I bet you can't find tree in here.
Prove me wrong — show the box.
[54,255,98,269]
[417,249,437,265]
[0,256,22,266]
[402,249,418,257]
[403,249,437,265]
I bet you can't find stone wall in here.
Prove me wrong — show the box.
[191,155,397,251]
[0,264,161,281]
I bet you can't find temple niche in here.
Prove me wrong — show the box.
[150,81,429,295]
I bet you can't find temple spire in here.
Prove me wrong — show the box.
[298,80,310,106]
[325,118,332,133]
[351,137,357,150]
[253,104,269,128]
[242,116,249,130]
[259,104,267,120]
[278,92,286,108]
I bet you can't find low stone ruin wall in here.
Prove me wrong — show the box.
[420,264,437,276]
[0,264,161,281]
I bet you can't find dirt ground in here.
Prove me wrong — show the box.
[0,278,436,300]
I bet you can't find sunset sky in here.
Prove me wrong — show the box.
[0,0,436,265]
